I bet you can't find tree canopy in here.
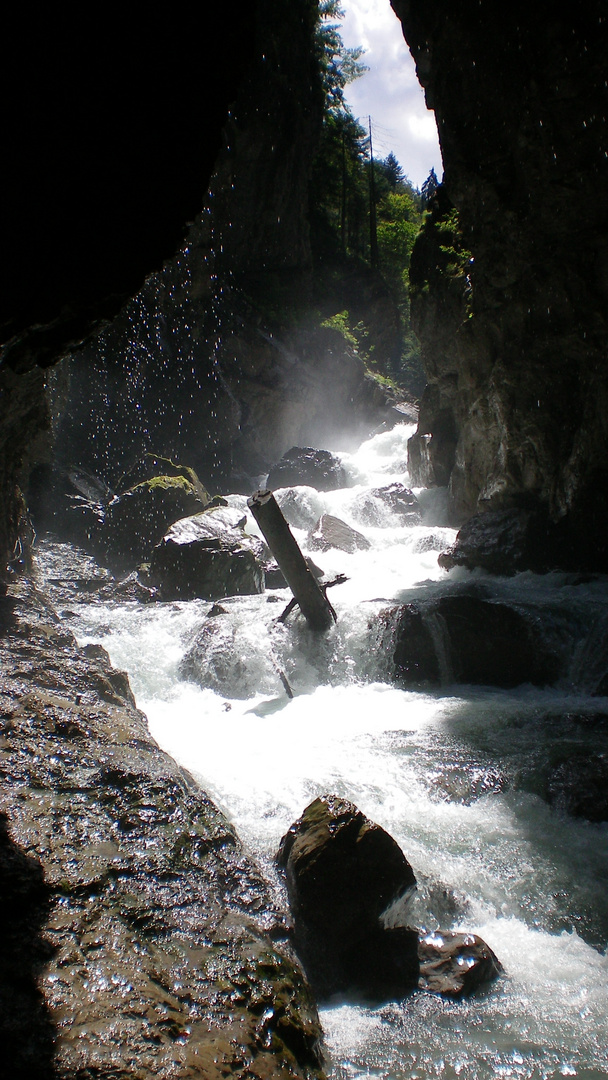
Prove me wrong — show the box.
[308,2,428,393]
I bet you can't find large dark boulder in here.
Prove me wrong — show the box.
[146,506,265,601]
[277,796,502,1002]
[277,795,419,999]
[379,595,561,689]
[267,447,348,492]
[101,476,209,567]
[437,507,562,576]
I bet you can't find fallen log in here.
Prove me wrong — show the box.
[248,489,335,631]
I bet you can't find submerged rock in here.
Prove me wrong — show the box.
[546,752,608,823]
[146,506,265,601]
[307,513,371,554]
[180,608,279,699]
[438,507,560,576]
[275,487,321,531]
[267,447,348,492]
[378,595,560,689]
[354,483,422,526]
[277,795,501,1003]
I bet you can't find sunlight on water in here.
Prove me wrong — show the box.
[54,423,608,1080]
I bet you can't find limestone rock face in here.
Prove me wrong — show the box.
[0,579,323,1079]
[392,2,608,568]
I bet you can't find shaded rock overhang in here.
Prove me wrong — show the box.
[1,7,256,373]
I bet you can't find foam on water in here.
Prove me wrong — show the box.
[47,422,608,1079]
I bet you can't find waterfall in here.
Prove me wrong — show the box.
[37,422,608,1080]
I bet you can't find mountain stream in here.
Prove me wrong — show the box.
[37,423,608,1079]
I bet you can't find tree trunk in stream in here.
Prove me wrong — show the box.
[248,489,335,631]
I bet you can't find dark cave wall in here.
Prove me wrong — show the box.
[393,1,608,552]
[0,7,257,577]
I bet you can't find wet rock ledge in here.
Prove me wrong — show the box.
[0,579,323,1079]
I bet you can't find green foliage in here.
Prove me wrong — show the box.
[308,0,428,396]
[410,197,473,334]
[315,1,368,113]
[320,310,358,345]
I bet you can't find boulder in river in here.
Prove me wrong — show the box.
[50,457,214,569]
[306,513,371,554]
[354,482,422,526]
[277,795,502,1002]
[277,795,419,999]
[146,505,265,601]
[102,474,208,565]
[378,594,561,689]
[418,930,502,997]
[438,507,561,575]
[267,447,348,492]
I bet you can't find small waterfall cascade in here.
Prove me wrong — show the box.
[37,422,608,1080]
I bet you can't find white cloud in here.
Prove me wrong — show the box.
[339,0,443,189]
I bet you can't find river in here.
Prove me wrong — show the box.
[38,422,608,1079]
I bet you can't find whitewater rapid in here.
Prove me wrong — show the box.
[39,423,608,1079]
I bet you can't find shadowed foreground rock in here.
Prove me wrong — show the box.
[277,796,501,1003]
[0,579,324,1079]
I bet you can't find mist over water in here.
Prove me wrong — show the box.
[40,423,608,1080]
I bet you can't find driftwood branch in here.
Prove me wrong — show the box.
[248,489,336,631]
[277,573,348,624]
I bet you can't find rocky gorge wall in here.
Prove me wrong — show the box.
[394,1,608,566]
[0,7,257,580]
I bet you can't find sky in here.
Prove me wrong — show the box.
[339,0,443,190]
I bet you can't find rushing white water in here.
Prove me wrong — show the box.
[39,423,608,1079]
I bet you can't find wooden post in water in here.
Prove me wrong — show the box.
[247,489,335,631]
